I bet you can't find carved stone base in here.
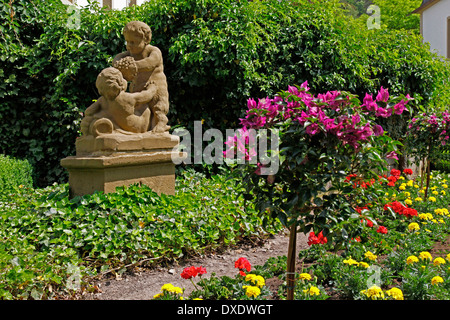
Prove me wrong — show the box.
[60,150,186,198]
[75,131,179,156]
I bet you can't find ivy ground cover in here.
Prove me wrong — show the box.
[0,170,281,300]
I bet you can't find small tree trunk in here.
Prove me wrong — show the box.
[424,140,433,199]
[286,223,297,300]
[425,157,431,200]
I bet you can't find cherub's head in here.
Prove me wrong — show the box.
[96,67,127,99]
[123,21,152,55]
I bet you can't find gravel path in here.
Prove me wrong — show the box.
[83,231,308,300]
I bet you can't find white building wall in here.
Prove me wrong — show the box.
[422,0,450,58]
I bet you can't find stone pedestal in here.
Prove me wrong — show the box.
[61,132,186,198]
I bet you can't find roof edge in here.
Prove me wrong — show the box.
[413,0,441,14]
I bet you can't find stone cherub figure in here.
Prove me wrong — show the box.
[81,67,157,136]
[112,21,170,133]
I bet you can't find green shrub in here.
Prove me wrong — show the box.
[0,154,33,191]
[1,0,448,186]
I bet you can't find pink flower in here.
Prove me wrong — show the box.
[376,86,389,103]
[393,100,408,115]
[300,81,310,91]
[385,151,399,160]
[372,124,384,136]
[362,93,378,112]
[305,123,320,136]
[375,107,393,118]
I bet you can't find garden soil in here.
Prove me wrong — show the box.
[81,231,309,300]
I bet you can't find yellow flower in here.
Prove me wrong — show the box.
[399,185,406,191]
[245,274,265,288]
[364,251,378,261]
[193,298,203,300]
[385,287,404,300]
[343,258,359,266]
[441,190,446,195]
[161,283,183,295]
[442,184,448,189]
[414,184,419,188]
[303,286,320,296]
[153,293,163,299]
[406,255,419,264]
[432,190,439,195]
[398,176,405,180]
[428,196,436,202]
[405,199,413,206]
[414,197,423,202]
[404,191,411,197]
[298,273,312,281]
[408,222,420,232]
[407,180,414,187]
[447,253,450,262]
[419,251,432,261]
[431,276,444,285]
[358,262,369,269]
[419,189,425,194]
[433,257,446,266]
[243,285,261,298]
[419,213,430,220]
[361,285,384,300]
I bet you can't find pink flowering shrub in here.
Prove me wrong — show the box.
[406,111,450,197]
[228,82,410,247]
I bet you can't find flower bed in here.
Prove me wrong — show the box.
[152,169,450,300]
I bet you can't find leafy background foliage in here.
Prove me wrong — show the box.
[1,0,449,188]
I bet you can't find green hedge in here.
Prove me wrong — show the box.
[1,0,449,186]
[0,154,33,191]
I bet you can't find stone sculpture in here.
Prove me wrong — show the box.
[61,21,185,197]
[113,20,170,133]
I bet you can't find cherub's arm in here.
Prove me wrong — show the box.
[131,82,158,104]
[134,46,162,73]
[84,99,101,116]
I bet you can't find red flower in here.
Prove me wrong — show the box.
[307,231,328,245]
[403,168,413,175]
[390,169,401,177]
[385,201,407,215]
[365,219,374,228]
[376,226,388,234]
[403,207,418,218]
[356,206,368,214]
[181,266,207,279]
[197,266,207,275]
[235,257,251,275]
